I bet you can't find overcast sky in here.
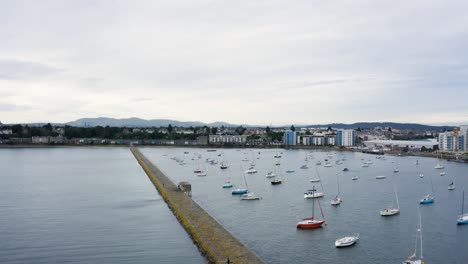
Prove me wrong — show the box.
[1,0,467,125]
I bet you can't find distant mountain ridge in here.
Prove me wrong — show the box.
[4,117,455,131]
[65,117,241,128]
[63,117,454,130]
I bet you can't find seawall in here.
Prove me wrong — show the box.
[130,147,265,264]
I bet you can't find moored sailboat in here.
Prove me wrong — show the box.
[403,209,425,264]
[297,187,325,229]
[381,178,400,216]
[457,189,468,225]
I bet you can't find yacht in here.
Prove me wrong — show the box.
[335,234,359,248]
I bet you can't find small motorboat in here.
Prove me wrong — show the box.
[266,171,275,178]
[286,170,295,173]
[351,176,359,180]
[440,172,446,176]
[335,234,359,248]
[375,175,386,179]
[419,174,424,178]
[194,169,203,173]
[300,165,309,169]
[362,163,369,167]
[275,162,281,166]
[240,192,261,200]
[316,161,322,165]
[220,165,228,169]
[310,178,321,183]
[324,163,333,167]
[394,168,399,173]
[271,179,283,185]
[342,168,349,172]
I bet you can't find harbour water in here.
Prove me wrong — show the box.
[0,147,205,264]
[141,147,468,264]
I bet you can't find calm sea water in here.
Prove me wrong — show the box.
[141,147,468,264]
[0,147,205,264]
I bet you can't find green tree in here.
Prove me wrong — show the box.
[290,125,295,131]
[266,126,271,134]
[167,124,173,133]
[211,127,218,134]
[43,123,53,132]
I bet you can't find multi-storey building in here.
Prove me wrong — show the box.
[439,126,468,152]
[283,130,297,145]
[336,129,356,147]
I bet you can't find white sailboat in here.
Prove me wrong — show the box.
[240,166,261,200]
[331,172,342,205]
[380,179,400,216]
[394,155,399,173]
[448,174,456,190]
[434,151,444,169]
[335,234,359,248]
[457,189,468,225]
[305,166,324,198]
[403,209,424,264]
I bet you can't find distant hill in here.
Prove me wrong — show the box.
[304,122,454,131]
[65,117,240,128]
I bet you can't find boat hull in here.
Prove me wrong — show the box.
[304,192,324,199]
[232,189,248,195]
[420,198,434,204]
[380,208,400,216]
[457,215,468,225]
[296,218,324,229]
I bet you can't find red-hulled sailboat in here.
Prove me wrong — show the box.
[297,186,326,229]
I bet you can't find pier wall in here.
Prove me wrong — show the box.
[130,147,265,264]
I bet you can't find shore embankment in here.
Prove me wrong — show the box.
[130,146,265,264]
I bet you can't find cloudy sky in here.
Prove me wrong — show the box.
[1,0,468,125]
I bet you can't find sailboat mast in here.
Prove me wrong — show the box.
[394,181,400,209]
[419,209,423,260]
[312,187,315,218]
[336,172,340,195]
[462,189,465,216]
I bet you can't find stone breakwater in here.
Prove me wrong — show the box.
[130,147,265,264]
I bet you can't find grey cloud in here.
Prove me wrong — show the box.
[0,59,63,80]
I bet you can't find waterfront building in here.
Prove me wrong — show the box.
[283,130,297,145]
[364,139,438,151]
[336,129,356,147]
[439,126,468,152]
[209,134,247,145]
